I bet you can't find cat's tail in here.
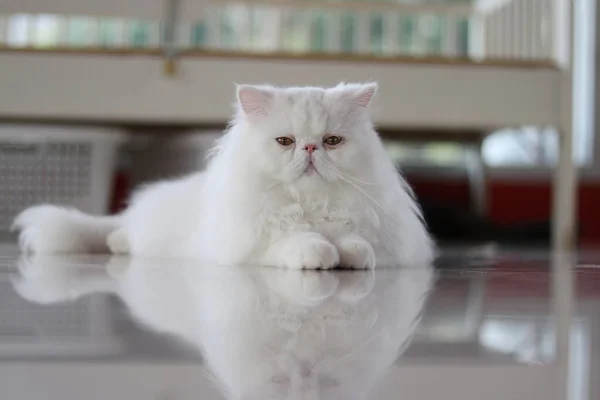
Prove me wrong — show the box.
[13,205,121,254]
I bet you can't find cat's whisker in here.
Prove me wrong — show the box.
[332,170,406,238]
[318,159,378,186]
[334,171,378,187]
[317,162,391,218]
[321,158,379,186]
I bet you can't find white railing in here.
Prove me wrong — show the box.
[0,0,559,63]
[478,0,553,61]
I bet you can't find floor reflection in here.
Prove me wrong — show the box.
[0,251,594,400]
[10,255,433,399]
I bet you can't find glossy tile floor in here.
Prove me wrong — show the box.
[0,245,597,400]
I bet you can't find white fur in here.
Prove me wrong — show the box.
[106,229,130,254]
[13,83,435,268]
[13,205,119,254]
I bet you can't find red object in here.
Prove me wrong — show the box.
[109,169,131,214]
[407,176,600,243]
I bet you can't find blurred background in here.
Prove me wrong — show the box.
[0,0,595,249]
[0,3,598,399]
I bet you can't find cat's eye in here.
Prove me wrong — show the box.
[275,137,294,146]
[323,135,343,146]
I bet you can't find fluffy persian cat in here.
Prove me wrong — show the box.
[14,83,434,268]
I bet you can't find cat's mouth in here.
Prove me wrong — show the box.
[304,161,317,175]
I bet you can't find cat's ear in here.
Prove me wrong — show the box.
[353,83,378,107]
[336,82,378,108]
[236,84,274,117]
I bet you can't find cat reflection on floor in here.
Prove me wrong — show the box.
[13,256,433,400]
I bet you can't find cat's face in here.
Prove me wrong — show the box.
[234,83,378,185]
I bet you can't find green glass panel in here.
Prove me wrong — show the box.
[98,19,118,47]
[220,10,235,47]
[340,12,356,53]
[67,17,91,46]
[282,12,310,52]
[192,22,207,47]
[369,13,384,54]
[310,12,326,52]
[400,16,414,52]
[457,17,470,56]
[130,20,149,47]
[427,16,443,54]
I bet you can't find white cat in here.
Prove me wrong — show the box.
[14,83,434,269]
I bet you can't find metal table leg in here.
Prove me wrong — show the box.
[552,127,577,253]
[465,141,488,216]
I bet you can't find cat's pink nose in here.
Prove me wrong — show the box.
[304,144,317,154]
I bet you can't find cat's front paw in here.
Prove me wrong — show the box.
[107,229,130,255]
[335,235,376,269]
[277,233,339,270]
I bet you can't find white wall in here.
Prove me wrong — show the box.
[0,52,562,130]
